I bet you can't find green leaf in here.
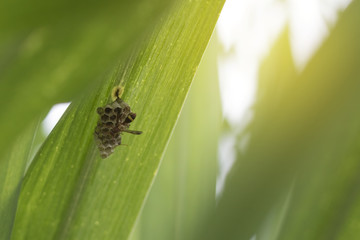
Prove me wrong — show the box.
[202,1,360,239]
[256,189,292,240]
[275,3,360,239]
[131,34,222,240]
[0,121,39,240]
[199,28,297,240]
[11,0,225,239]
[0,0,173,160]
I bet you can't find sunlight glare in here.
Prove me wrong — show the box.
[42,103,71,135]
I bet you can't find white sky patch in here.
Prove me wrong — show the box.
[216,0,286,127]
[216,133,236,198]
[42,102,71,135]
[287,0,352,69]
[288,0,328,70]
[215,0,352,195]
[217,55,257,125]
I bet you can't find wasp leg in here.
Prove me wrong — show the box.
[123,129,143,135]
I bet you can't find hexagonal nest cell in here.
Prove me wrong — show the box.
[94,97,142,159]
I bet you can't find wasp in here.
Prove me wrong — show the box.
[94,86,142,159]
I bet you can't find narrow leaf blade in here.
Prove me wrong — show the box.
[11,1,225,239]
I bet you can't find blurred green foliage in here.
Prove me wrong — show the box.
[1,0,360,239]
[0,122,38,240]
[201,1,360,239]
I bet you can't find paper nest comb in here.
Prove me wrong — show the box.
[94,92,142,159]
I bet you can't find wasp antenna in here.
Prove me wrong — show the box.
[111,86,124,101]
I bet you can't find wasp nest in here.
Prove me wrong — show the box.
[95,97,142,159]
